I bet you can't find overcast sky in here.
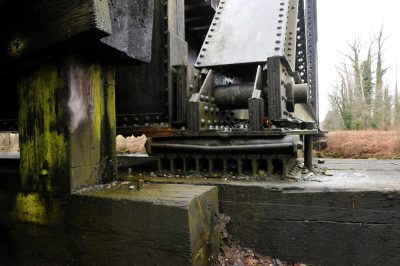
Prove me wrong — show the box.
[317,0,400,120]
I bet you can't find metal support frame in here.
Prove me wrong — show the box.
[304,134,313,170]
[151,0,320,177]
[305,0,319,123]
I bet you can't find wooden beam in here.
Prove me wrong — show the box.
[0,0,111,71]
[101,0,154,63]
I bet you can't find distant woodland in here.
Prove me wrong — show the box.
[323,28,400,131]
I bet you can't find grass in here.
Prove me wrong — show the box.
[322,130,400,159]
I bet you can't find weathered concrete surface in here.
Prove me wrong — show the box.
[0,184,219,265]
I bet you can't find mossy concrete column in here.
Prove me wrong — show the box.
[18,55,117,193]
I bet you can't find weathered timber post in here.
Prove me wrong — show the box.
[18,57,117,192]
[0,0,154,192]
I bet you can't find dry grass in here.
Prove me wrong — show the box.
[323,130,400,159]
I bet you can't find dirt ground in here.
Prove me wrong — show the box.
[217,214,305,266]
[322,131,400,159]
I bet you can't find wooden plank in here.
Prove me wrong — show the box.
[101,0,154,63]
[168,0,178,35]
[219,183,400,265]
[176,0,186,38]
[115,0,167,124]
[173,65,200,124]
[267,58,284,120]
[0,0,111,70]
[67,185,219,265]
[168,0,185,38]
[248,98,264,131]
[169,32,188,66]
[236,219,400,265]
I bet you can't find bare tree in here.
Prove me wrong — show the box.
[372,28,389,129]
[394,72,400,128]
[326,27,393,131]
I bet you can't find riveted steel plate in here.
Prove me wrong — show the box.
[195,0,290,67]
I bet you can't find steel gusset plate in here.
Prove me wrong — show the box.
[195,0,291,67]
